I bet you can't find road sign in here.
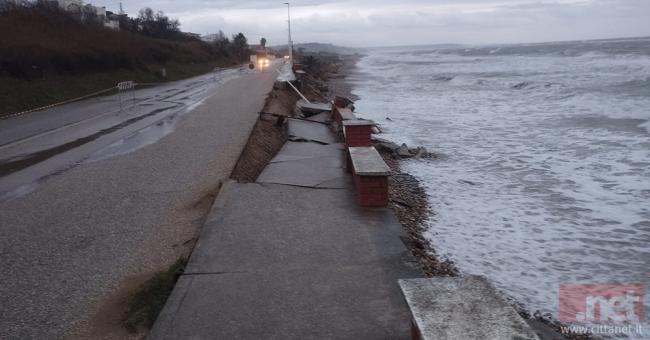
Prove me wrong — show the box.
[117,81,134,92]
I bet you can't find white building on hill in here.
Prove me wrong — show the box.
[57,0,82,12]
[56,0,119,30]
[1,0,120,29]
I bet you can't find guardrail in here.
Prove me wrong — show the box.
[0,86,118,120]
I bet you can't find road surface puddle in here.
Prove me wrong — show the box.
[0,106,177,177]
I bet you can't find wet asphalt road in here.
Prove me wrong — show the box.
[0,63,280,339]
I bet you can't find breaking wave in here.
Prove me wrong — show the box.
[352,37,650,339]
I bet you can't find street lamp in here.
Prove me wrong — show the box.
[283,2,293,65]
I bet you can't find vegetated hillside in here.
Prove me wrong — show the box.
[0,6,249,115]
[0,8,238,78]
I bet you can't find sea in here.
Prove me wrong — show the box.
[349,37,650,338]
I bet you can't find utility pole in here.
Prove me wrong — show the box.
[119,2,124,15]
[283,2,293,65]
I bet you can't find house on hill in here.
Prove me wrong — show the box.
[56,0,82,12]
[55,0,120,30]
[1,0,121,30]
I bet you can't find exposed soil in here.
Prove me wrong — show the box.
[68,184,221,340]
[69,271,153,340]
[122,258,188,333]
[263,84,300,116]
[230,84,294,182]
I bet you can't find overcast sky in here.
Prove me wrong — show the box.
[92,0,650,47]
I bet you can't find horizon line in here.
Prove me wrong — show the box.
[272,34,650,50]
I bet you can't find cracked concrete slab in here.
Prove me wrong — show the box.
[287,118,337,144]
[186,183,414,274]
[257,159,350,188]
[268,141,344,163]
[150,265,419,340]
[303,111,330,123]
[297,99,331,114]
[257,142,349,188]
[148,182,421,340]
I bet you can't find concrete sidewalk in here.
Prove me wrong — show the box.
[148,118,423,339]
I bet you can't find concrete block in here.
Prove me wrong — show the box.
[287,118,337,144]
[348,146,390,176]
[398,276,540,340]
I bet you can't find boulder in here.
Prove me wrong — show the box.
[396,143,412,158]
[371,136,391,143]
[413,146,429,159]
[372,137,433,160]
[374,141,400,153]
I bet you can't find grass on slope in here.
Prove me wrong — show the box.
[0,61,236,116]
[0,7,244,116]
[123,257,187,333]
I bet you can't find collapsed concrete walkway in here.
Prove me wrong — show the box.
[148,117,422,339]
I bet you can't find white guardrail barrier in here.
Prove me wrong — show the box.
[117,80,136,111]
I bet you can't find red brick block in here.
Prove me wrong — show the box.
[344,125,373,147]
[332,107,342,124]
[411,320,423,340]
[354,174,388,207]
[334,96,353,108]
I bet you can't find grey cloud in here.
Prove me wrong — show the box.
[93,0,650,46]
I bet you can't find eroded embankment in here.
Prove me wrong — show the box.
[230,83,297,182]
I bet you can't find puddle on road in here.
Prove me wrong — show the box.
[0,106,177,177]
[0,66,250,201]
[0,72,234,177]
[87,114,178,162]
[0,181,39,202]
[87,96,209,162]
